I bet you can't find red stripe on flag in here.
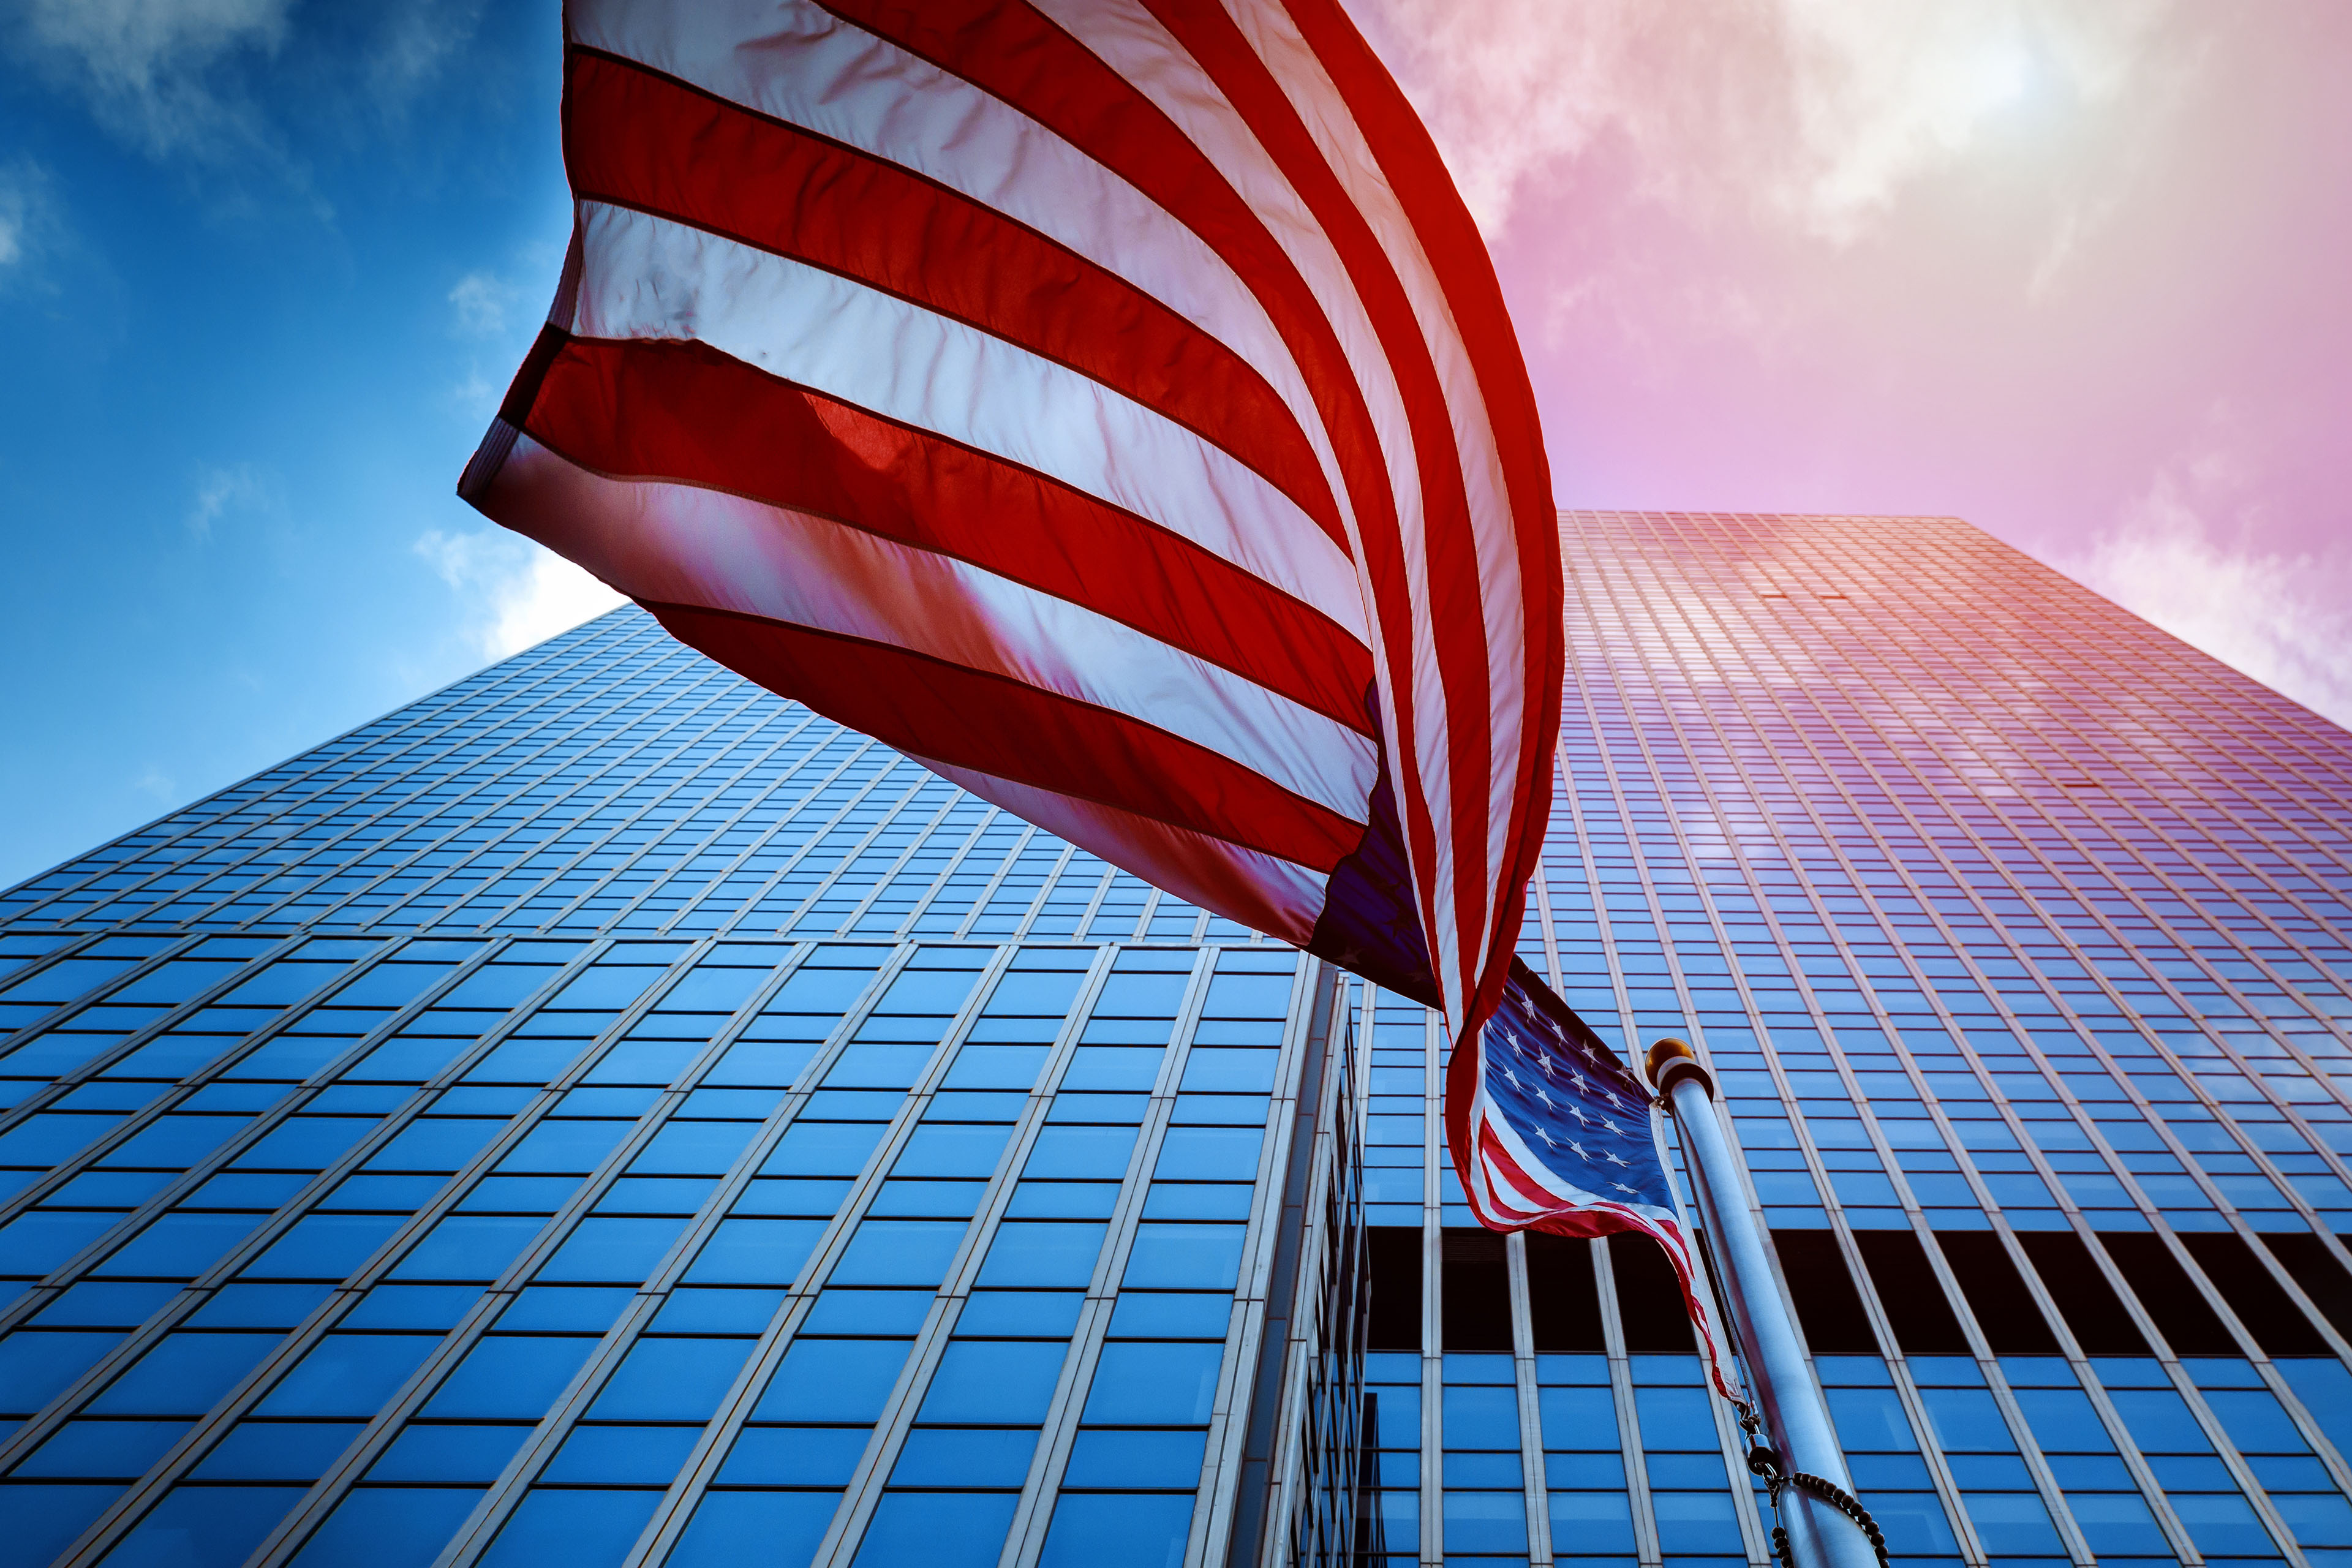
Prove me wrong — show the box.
[1282,0,1566,1027]
[561,47,1348,556]
[1134,0,1494,1020]
[816,0,1444,969]
[522,334,1376,734]
[912,755,1323,947]
[645,601,1365,874]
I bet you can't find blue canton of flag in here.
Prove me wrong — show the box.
[1445,959,1740,1395]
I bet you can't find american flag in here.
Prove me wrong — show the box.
[458,0,1562,1042]
[1451,960,1740,1395]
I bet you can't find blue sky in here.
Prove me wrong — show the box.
[6,1,2348,892]
[0,0,618,887]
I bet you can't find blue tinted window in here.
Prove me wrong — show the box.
[919,1341,1069,1425]
[88,1333,278,1415]
[588,1338,753,1420]
[855,1493,1017,1568]
[752,1339,913,1423]
[1037,1494,1193,1568]
[1081,1343,1221,1425]
[669,1491,839,1568]
[421,1336,596,1419]
[480,1487,662,1568]
[975,1222,1106,1289]
[257,1333,440,1417]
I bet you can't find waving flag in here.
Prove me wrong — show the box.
[458,0,1562,1038]
[1453,962,1741,1395]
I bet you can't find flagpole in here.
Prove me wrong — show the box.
[1645,1039,1883,1568]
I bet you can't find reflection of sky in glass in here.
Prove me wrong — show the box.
[6,509,2352,1568]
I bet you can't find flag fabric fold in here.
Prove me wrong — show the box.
[461,0,1730,1369]
[1451,960,1743,1397]
[459,0,1562,1043]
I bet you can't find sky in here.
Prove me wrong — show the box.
[2,1,2348,891]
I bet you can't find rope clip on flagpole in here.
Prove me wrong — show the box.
[1645,1038,1887,1568]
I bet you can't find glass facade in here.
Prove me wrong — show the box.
[2,510,2350,1568]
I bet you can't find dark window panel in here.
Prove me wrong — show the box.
[2177,1232,2328,1355]
[1366,1226,1421,1352]
[1524,1233,1605,1354]
[1609,1232,1696,1354]
[1768,1231,1875,1354]
[1853,1231,1969,1354]
[1440,1230,1512,1353]
[2013,1232,2149,1355]
[2098,1232,2239,1356]
[2260,1233,2352,1341]
[1935,1232,2060,1354]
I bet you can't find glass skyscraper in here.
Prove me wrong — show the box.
[2,511,2350,1568]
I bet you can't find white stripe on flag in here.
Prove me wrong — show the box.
[1030,0,1466,1009]
[570,202,1370,641]
[565,0,1357,547]
[1230,1,1532,937]
[491,433,1379,824]
[914,754,1330,944]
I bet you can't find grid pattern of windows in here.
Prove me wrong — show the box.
[1356,513,2352,1568]
[6,508,2352,1568]
[0,612,1359,1568]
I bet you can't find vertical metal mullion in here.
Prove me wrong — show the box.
[951,825,1039,940]
[1887,1229,2017,1566]
[999,946,1219,1568]
[1978,1359,2098,1567]
[1009,846,1080,942]
[883,807,1000,943]
[1528,859,1564,990]
[1591,1237,1661,1568]
[1506,1231,1553,1567]
[418,940,946,1568]
[1202,959,1336,1568]
[816,788,967,935]
[0,932,546,1392]
[1699,1354,1770,1568]
[618,941,1108,1568]
[59,933,707,1564]
[1067,864,1117,940]
[1421,1006,1443,1568]
[0,928,359,1212]
[757,768,935,938]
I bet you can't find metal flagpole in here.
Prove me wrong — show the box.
[1645,1038,1884,1568]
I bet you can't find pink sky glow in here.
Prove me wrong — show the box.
[1348,0,2352,728]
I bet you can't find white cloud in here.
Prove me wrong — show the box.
[363,0,480,118]
[1344,0,2174,243]
[19,0,293,161]
[2064,439,2352,728]
[0,157,59,282]
[414,526,625,661]
[187,461,271,538]
[0,181,23,269]
[448,269,519,339]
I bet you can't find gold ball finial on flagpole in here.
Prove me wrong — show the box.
[1645,1037,1713,1098]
